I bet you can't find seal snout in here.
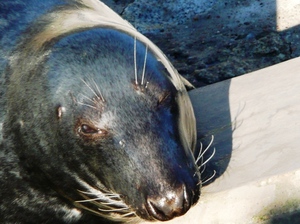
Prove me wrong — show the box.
[145,184,191,221]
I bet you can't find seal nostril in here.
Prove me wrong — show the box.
[147,200,169,221]
[146,185,191,221]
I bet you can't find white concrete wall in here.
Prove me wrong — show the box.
[142,57,300,223]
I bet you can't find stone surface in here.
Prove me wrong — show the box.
[103,0,300,87]
[277,0,300,31]
[122,0,216,32]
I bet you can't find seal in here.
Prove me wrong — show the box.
[0,0,202,223]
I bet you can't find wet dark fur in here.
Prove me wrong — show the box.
[0,0,200,223]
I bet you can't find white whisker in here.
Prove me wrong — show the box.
[141,45,148,86]
[106,195,121,199]
[134,36,138,85]
[77,190,97,195]
[77,190,121,199]
[91,78,105,102]
[201,147,216,167]
[98,207,129,212]
[80,78,100,101]
[101,202,122,205]
[76,198,103,203]
[76,184,136,222]
[195,135,214,165]
[194,135,216,184]
[121,211,136,217]
[201,170,216,185]
[200,164,206,174]
[195,142,203,164]
[77,101,99,110]
[79,93,95,104]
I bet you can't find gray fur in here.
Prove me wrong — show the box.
[0,0,200,223]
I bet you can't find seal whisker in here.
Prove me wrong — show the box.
[195,142,203,165]
[80,78,103,102]
[200,170,217,185]
[77,190,100,195]
[106,195,122,199]
[76,185,136,220]
[79,93,95,104]
[101,202,123,205]
[102,202,127,206]
[73,77,105,111]
[195,144,216,186]
[200,164,206,174]
[78,190,122,202]
[77,190,122,203]
[194,135,215,180]
[98,207,130,212]
[134,36,138,85]
[91,78,105,102]
[77,101,99,111]
[74,202,106,218]
[76,198,105,203]
[76,195,121,205]
[195,135,214,165]
[77,196,132,219]
[121,211,137,217]
[141,45,148,86]
[200,147,216,168]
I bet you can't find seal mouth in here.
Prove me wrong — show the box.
[73,175,200,222]
[72,135,216,222]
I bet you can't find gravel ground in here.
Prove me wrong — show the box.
[103,0,300,88]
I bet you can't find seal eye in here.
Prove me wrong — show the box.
[76,120,109,139]
[81,124,98,134]
[80,124,108,136]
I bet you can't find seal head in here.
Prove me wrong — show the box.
[5,28,199,222]
[3,1,199,222]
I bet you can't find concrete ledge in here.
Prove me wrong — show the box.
[142,57,300,223]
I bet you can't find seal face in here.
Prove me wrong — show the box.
[1,0,200,223]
